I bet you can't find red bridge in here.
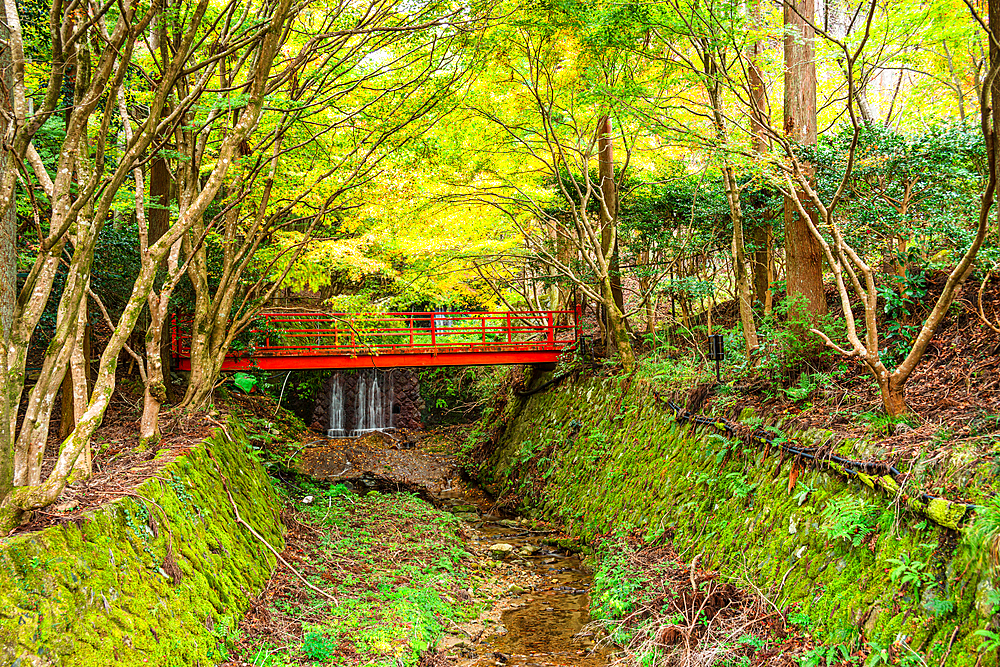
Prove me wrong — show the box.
[171,309,580,371]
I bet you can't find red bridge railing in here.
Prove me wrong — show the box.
[171,308,581,370]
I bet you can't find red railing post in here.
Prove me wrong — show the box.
[171,313,178,356]
[409,313,414,347]
[430,314,436,347]
[547,311,554,346]
[575,304,582,341]
[506,311,511,344]
[482,314,486,344]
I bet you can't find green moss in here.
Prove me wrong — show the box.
[479,377,996,666]
[0,420,282,666]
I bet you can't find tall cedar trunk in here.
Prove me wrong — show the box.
[748,0,774,313]
[597,116,625,336]
[783,0,828,328]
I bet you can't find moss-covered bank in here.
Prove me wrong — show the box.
[0,422,283,666]
[476,375,997,666]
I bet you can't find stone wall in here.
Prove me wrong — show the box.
[477,374,996,667]
[311,369,424,432]
[0,422,283,666]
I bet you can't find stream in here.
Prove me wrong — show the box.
[300,432,612,667]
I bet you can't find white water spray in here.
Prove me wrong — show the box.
[327,369,396,437]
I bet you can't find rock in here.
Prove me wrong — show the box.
[976,578,997,617]
[498,519,520,528]
[505,584,526,595]
[52,499,80,512]
[437,636,469,651]
[893,422,913,436]
[488,543,515,557]
[517,544,541,557]
[302,495,314,504]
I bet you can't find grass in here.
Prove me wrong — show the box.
[227,487,483,667]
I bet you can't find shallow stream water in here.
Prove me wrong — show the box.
[442,497,612,667]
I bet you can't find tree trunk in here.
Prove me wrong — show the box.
[147,137,175,402]
[0,0,16,503]
[881,377,906,418]
[723,166,759,352]
[783,0,828,328]
[601,275,634,372]
[748,0,774,315]
[597,116,626,324]
[69,305,91,478]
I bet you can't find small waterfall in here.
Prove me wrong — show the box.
[327,369,396,438]
[327,376,345,437]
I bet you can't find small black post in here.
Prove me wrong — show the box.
[707,334,724,383]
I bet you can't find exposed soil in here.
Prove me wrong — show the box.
[297,430,461,496]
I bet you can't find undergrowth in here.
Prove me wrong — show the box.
[226,486,481,667]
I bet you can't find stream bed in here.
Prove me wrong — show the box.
[298,432,612,667]
[438,497,612,667]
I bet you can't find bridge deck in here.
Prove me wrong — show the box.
[171,309,579,371]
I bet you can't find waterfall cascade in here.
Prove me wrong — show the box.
[327,369,397,437]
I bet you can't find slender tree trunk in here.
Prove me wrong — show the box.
[601,275,634,371]
[943,42,967,122]
[784,0,828,328]
[723,166,759,352]
[597,116,626,327]
[748,0,773,314]
[0,0,17,503]
[69,302,91,478]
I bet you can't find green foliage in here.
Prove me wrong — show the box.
[301,631,336,660]
[591,537,644,620]
[886,554,934,594]
[419,366,512,425]
[975,629,1000,653]
[968,494,1000,573]
[800,643,856,667]
[821,498,881,548]
[782,372,821,402]
[855,410,918,436]
[233,373,258,393]
[208,615,241,660]
[877,264,929,365]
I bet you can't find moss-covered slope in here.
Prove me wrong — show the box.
[477,375,996,666]
[0,422,283,666]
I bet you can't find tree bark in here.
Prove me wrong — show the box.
[783,0,828,328]
[0,0,16,502]
[597,115,626,333]
[748,0,774,315]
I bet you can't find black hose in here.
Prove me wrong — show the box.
[515,370,574,397]
[653,392,979,514]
